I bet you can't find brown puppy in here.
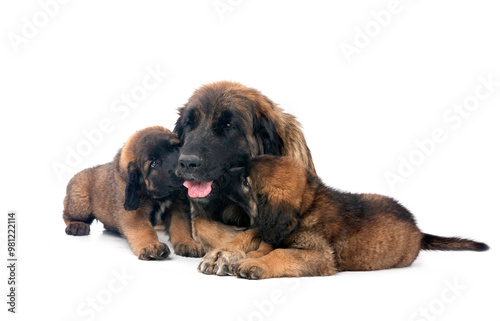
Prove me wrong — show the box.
[173,81,316,256]
[199,155,489,278]
[63,126,186,260]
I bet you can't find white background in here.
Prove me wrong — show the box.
[1,1,499,321]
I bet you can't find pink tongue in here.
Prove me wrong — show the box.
[183,180,213,198]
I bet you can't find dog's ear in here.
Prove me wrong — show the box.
[173,106,187,141]
[253,114,283,156]
[173,106,185,139]
[226,167,254,215]
[124,162,141,211]
[258,198,300,246]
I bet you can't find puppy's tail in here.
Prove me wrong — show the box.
[421,233,489,251]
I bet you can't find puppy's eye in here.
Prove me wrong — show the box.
[243,179,250,187]
[225,123,233,129]
[150,161,159,168]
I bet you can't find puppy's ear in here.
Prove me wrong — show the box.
[228,166,245,178]
[173,106,187,141]
[226,167,253,215]
[124,162,141,211]
[258,199,300,246]
[253,114,283,156]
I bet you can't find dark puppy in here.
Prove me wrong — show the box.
[63,126,185,260]
[200,155,489,278]
[173,81,316,255]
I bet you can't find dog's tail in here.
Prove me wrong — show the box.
[421,233,489,251]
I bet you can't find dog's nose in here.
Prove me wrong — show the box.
[179,154,202,173]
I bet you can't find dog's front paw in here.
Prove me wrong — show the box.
[138,242,170,260]
[234,258,269,280]
[173,240,205,258]
[65,221,90,236]
[198,249,245,276]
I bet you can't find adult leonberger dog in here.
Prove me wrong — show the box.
[63,126,188,260]
[172,81,316,256]
[198,155,489,279]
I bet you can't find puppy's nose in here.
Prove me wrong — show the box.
[179,154,202,173]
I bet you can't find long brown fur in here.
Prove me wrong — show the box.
[199,155,489,278]
[172,81,315,256]
[179,81,316,173]
[63,126,187,260]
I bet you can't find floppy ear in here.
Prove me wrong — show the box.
[124,162,141,211]
[173,106,186,140]
[228,166,245,173]
[258,199,300,246]
[253,114,283,156]
[226,167,253,214]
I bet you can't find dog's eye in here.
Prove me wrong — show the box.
[225,123,233,129]
[243,179,250,187]
[150,161,159,168]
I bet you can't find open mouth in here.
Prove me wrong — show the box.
[183,180,214,198]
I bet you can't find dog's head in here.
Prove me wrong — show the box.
[119,126,184,211]
[174,81,284,203]
[227,155,315,246]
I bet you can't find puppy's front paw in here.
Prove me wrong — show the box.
[138,242,170,260]
[198,249,245,276]
[234,258,269,280]
[173,240,205,258]
[65,221,90,236]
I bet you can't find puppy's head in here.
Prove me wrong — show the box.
[228,155,312,245]
[174,81,284,203]
[119,126,183,211]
